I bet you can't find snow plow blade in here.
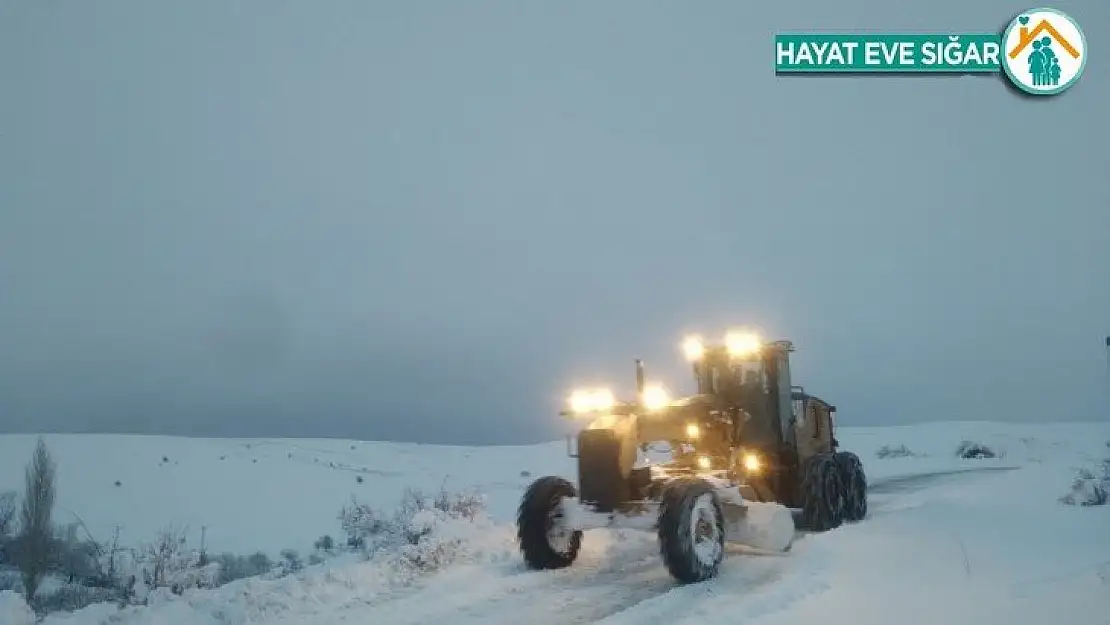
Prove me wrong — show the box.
[721,500,796,552]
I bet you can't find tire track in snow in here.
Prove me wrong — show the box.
[867,466,1019,495]
[343,531,681,625]
[588,534,828,625]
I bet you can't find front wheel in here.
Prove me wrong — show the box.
[517,476,582,570]
[800,453,845,532]
[834,451,868,522]
[657,478,726,583]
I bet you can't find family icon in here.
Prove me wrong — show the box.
[1001,8,1086,95]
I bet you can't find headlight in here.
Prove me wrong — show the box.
[742,452,761,473]
[682,335,705,361]
[725,331,761,357]
[641,384,671,411]
[684,423,700,439]
[591,388,615,412]
[697,455,712,470]
[568,388,615,414]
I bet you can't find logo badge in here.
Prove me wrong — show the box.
[1001,8,1087,95]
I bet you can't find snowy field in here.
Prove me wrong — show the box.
[2,420,1109,624]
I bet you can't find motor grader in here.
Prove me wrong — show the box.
[517,331,867,583]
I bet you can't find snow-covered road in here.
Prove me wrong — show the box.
[234,462,1099,625]
[290,465,1035,625]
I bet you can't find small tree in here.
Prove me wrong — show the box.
[15,438,57,604]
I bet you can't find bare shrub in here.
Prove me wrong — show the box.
[211,552,273,586]
[0,492,16,537]
[0,491,16,567]
[338,484,488,585]
[135,525,216,594]
[338,498,386,550]
[1060,442,1110,507]
[278,549,302,576]
[876,444,917,459]
[35,583,120,614]
[956,440,997,459]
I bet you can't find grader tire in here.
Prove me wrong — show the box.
[800,453,845,532]
[517,476,582,570]
[657,478,726,583]
[834,451,868,522]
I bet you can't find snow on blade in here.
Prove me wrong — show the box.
[722,501,795,553]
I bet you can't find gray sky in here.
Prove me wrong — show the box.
[1,1,1107,445]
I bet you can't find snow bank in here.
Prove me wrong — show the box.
[0,591,36,625]
[23,513,516,625]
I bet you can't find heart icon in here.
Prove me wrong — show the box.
[1019,15,1030,25]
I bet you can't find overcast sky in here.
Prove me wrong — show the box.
[1,1,1107,444]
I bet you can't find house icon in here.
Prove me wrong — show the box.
[1008,18,1081,59]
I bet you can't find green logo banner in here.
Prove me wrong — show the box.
[775,34,1002,72]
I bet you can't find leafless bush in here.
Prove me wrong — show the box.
[338,498,387,550]
[136,524,217,593]
[0,571,20,592]
[876,444,917,459]
[956,440,997,459]
[1060,442,1110,507]
[338,484,488,581]
[277,549,303,576]
[35,583,120,614]
[0,491,16,568]
[210,552,273,586]
[0,492,16,537]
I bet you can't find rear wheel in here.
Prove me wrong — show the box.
[800,453,845,531]
[657,478,725,583]
[834,451,867,522]
[517,476,582,570]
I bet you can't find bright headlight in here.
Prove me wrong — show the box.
[682,335,705,361]
[725,331,761,357]
[684,423,700,439]
[591,388,615,412]
[697,455,712,470]
[743,452,762,473]
[568,388,615,415]
[641,384,671,411]
[568,390,593,414]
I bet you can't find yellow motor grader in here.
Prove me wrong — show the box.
[516,331,867,583]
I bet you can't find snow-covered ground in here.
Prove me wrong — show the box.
[1,420,1108,624]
